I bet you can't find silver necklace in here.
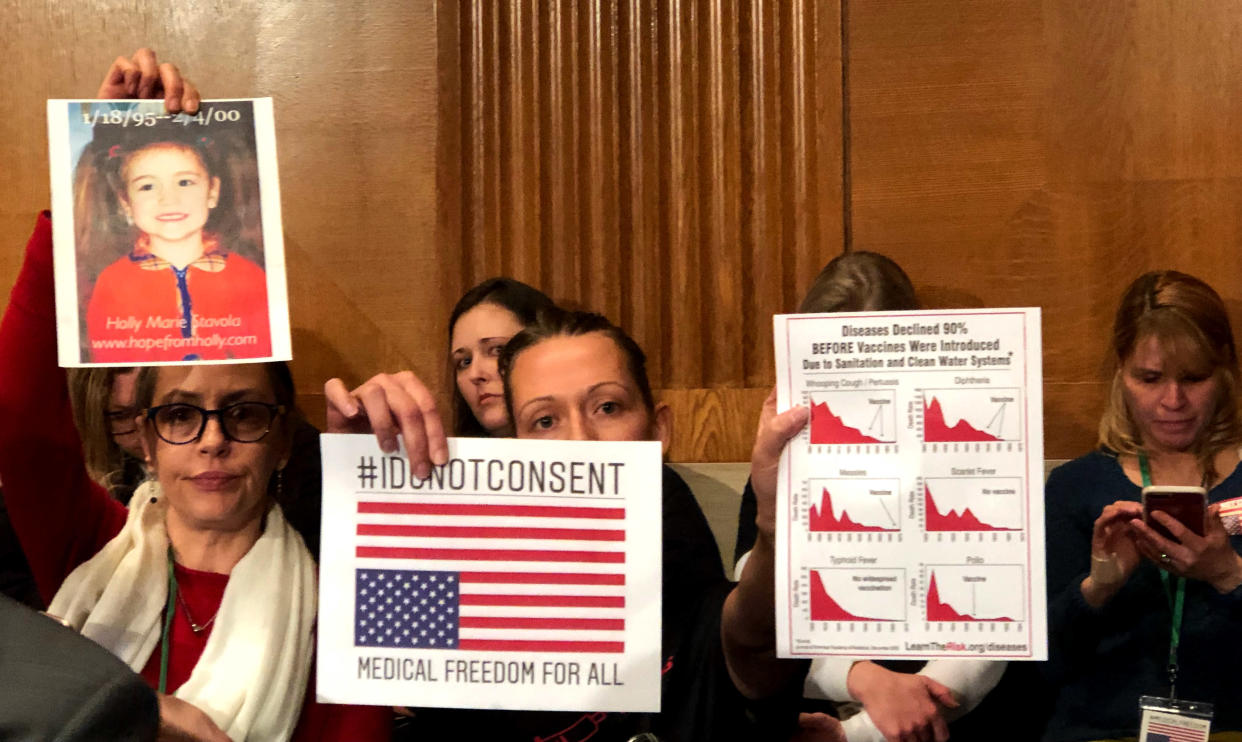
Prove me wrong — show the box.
[176,589,219,634]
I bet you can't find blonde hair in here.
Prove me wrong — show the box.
[67,367,136,495]
[799,252,918,313]
[1098,271,1242,482]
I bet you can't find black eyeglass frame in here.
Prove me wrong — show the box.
[104,407,142,437]
[145,402,287,445]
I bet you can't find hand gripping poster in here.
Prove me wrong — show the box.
[774,309,1047,660]
[318,435,663,712]
[47,99,291,366]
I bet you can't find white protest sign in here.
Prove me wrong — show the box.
[317,435,662,712]
[774,308,1047,660]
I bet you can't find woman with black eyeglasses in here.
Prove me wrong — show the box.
[0,363,391,740]
[0,50,392,741]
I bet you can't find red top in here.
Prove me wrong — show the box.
[0,213,389,741]
[85,234,273,363]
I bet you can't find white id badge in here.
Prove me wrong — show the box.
[1138,696,1213,742]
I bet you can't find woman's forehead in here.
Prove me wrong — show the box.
[154,364,273,399]
[510,333,632,398]
[451,302,524,348]
[1129,331,1213,373]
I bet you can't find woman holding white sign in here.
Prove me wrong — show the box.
[327,308,818,740]
[734,251,1016,742]
[1044,270,1242,740]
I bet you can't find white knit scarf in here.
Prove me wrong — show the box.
[47,480,318,741]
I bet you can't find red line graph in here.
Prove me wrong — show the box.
[810,401,884,444]
[809,486,897,532]
[923,484,1015,532]
[809,571,896,621]
[925,571,1014,622]
[922,396,1001,442]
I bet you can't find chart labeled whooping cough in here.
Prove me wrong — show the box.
[774,309,1046,660]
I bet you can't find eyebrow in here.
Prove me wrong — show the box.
[587,381,631,396]
[517,395,556,417]
[158,388,266,405]
[452,336,512,356]
[130,170,202,181]
[515,380,632,415]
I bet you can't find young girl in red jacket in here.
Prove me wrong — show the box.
[76,108,272,363]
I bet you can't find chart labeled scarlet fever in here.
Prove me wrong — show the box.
[317,435,663,712]
[774,308,1046,660]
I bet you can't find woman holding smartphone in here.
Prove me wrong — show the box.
[1044,271,1242,741]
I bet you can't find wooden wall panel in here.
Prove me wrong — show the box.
[847,0,1242,459]
[440,0,845,462]
[0,1,441,422]
[17,2,1237,466]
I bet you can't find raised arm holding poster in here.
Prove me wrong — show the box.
[47,98,291,366]
[317,434,663,713]
[774,308,1047,661]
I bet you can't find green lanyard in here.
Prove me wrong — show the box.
[1138,452,1187,699]
[159,548,177,695]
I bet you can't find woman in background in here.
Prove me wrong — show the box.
[329,307,813,740]
[734,251,1011,742]
[325,276,554,484]
[733,251,917,563]
[68,368,145,503]
[1044,271,1242,741]
[448,277,556,437]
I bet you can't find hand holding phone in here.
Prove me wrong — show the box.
[1142,485,1207,542]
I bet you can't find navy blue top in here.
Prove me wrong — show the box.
[1044,449,1242,741]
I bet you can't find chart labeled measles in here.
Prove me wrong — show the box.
[774,308,1046,660]
[48,98,291,366]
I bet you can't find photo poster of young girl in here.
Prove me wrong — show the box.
[47,98,292,366]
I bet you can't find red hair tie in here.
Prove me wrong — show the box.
[107,144,122,159]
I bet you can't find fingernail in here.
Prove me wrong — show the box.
[432,447,449,466]
[381,437,397,454]
[415,463,431,480]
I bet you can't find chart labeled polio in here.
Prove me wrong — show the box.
[774,308,1046,660]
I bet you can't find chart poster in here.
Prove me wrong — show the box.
[48,99,291,366]
[774,309,1046,660]
[318,434,663,712]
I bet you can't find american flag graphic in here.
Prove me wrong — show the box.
[1144,721,1207,742]
[353,500,627,653]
